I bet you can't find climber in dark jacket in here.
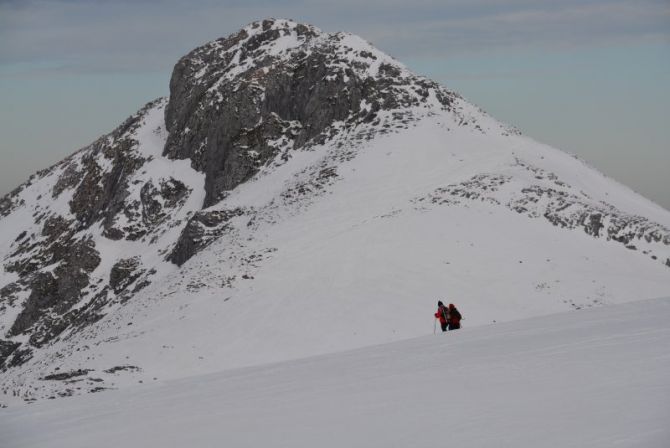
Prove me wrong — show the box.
[434,301,449,332]
[447,303,462,330]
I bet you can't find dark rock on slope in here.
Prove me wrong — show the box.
[168,209,245,266]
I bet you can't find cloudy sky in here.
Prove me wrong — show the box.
[1,0,669,209]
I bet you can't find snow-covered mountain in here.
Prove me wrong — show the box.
[1,18,669,405]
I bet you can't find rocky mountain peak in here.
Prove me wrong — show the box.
[0,20,460,379]
[163,18,455,206]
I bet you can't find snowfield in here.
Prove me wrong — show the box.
[3,297,669,447]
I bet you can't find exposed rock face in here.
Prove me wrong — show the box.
[0,105,158,359]
[0,186,25,218]
[8,237,100,346]
[0,340,20,370]
[163,18,454,207]
[66,111,148,232]
[110,257,145,294]
[140,178,189,229]
[40,369,91,381]
[415,170,670,253]
[168,209,245,266]
[104,365,141,374]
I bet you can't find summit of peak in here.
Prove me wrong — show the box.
[174,18,406,88]
[163,21,458,206]
[243,18,322,35]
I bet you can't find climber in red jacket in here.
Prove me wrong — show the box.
[447,303,462,330]
[435,301,449,332]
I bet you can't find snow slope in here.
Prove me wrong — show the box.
[2,102,670,404]
[3,297,669,448]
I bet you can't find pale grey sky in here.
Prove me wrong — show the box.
[1,0,669,209]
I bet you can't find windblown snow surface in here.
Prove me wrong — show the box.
[3,297,669,447]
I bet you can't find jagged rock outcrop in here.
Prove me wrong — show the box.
[8,237,100,344]
[415,169,670,257]
[163,18,454,206]
[168,208,245,266]
[0,339,20,370]
[65,107,150,232]
[110,257,145,294]
[140,179,190,228]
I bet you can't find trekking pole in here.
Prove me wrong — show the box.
[433,317,437,334]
